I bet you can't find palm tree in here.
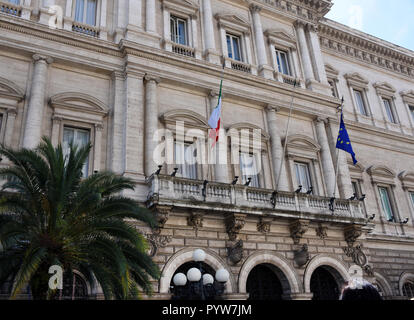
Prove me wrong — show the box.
[0,137,160,300]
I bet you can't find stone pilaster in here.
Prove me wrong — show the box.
[144,75,160,177]
[4,110,17,147]
[306,24,329,85]
[266,106,289,191]
[23,54,53,149]
[93,124,103,172]
[202,0,220,64]
[295,21,314,83]
[314,117,337,197]
[250,4,273,79]
[146,0,157,34]
[99,0,108,40]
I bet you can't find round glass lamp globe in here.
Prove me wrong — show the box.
[187,268,202,282]
[173,273,187,287]
[215,268,230,283]
[193,249,206,262]
[203,274,214,285]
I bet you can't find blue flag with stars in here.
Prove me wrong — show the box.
[336,112,358,165]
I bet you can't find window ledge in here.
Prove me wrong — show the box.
[70,20,100,38]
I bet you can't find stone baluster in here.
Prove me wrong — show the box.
[23,54,53,149]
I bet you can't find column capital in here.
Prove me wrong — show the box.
[6,108,18,116]
[249,3,262,13]
[52,115,63,123]
[266,104,281,113]
[314,116,328,124]
[294,20,307,29]
[209,89,220,98]
[32,54,53,64]
[144,74,161,84]
[306,23,318,33]
[95,123,104,132]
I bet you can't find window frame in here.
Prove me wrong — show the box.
[239,151,261,188]
[62,124,93,178]
[275,48,291,76]
[353,89,368,116]
[294,161,313,193]
[170,15,188,46]
[226,33,243,62]
[382,97,397,124]
[377,185,396,222]
[173,140,199,180]
[73,0,98,26]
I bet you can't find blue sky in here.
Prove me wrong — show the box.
[326,0,414,51]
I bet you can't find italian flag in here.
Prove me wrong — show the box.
[208,79,223,147]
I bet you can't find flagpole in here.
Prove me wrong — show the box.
[331,98,344,210]
[275,80,299,192]
[208,63,225,182]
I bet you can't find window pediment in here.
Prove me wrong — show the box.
[400,90,414,105]
[367,165,396,185]
[49,92,108,124]
[344,73,369,89]
[348,160,365,179]
[162,0,199,16]
[373,82,396,97]
[399,171,414,190]
[215,14,250,34]
[286,134,321,160]
[265,29,296,49]
[161,109,209,130]
[325,64,339,78]
[0,77,25,104]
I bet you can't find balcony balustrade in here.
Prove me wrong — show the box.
[147,174,367,225]
[0,1,21,17]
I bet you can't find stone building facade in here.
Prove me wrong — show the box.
[0,0,413,300]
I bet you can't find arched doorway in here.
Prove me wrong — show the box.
[310,266,343,300]
[246,264,286,300]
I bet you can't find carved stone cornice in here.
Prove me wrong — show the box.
[225,213,246,241]
[319,21,414,80]
[289,219,309,244]
[344,225,362,247]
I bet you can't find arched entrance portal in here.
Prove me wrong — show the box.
[310,266,343,300]
[246,264,287,300]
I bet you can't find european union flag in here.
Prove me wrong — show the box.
[336,112,358,165]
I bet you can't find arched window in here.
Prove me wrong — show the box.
[310,266,342,301]
[60,273,89,300]
[246,264,285,300]
[402,281,414,298]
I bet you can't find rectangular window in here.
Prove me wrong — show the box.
[174,142,198,179]
[275,49,291,76]
[170,15,188,45]
[226,34,242,61]
[75,0,97,26]
[63,127,90,177]
[351,180,361,198]
[354,90,367,116]
[294,162,312,193]
[240,152,260,188]
[383,98,396,123]
[378,187,395,222]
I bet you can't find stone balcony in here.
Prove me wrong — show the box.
[146,174,368,226]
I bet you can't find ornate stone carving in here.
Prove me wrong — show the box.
[257,217,273,234]
[316,224,328,240]
[227,240,244,265]
[294,244,310,267]
[153,206,172,234]
[289,219,309,245]
[363,265,374,277]
[344,225,362,247]
[225,213,246,241]
[145,233,172,257]
[187,212,204,231]
[343,244,367,267]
